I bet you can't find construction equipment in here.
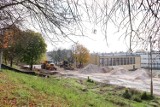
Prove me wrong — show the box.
[59,60,74,70]
[41,61,57,70]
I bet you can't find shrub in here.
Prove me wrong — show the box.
[132,95,142,102]
[122,89,131,99]
[141,92,154,100]
[141,92,148,100]
[87,76,94,83]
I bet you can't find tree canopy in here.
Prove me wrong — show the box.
[1,0,160,50]
[73,44,90,68]
[48,49,74,64]
[2,25,22,67]
[19,30,46,70]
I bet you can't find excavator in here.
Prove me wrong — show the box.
[41,61,57,70]
[59,60,74,70]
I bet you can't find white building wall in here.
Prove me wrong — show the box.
[140,52,160,69]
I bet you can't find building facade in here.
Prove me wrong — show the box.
[98,53,141,70]
[138,52,160,69]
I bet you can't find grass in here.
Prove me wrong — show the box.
[0,69,160,107]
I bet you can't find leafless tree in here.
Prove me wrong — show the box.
[79,0,160,96]
[1,0,160,96]
[0,0,83,69]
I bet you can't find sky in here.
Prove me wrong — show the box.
[26,0,143,53]
[46,23,132,53]
[44,0,139,53]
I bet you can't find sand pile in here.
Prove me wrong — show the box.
[80,64,111,74]
[109,67,128,75]
[131,69,150,80]
[100,66,112,73]
[80,64,100,74]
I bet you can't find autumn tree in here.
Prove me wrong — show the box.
[3,25,22,67]
[73,44,90,68]
[19,30,46,70]
[0,0,83,70]
[0,25,21,69]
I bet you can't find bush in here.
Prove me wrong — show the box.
[122,89,132,99]
[132,95,142,102]
[141,92,148,100]
[141,92,154,100]
[87,76,94,83]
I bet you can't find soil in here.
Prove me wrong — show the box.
[58,64,160,95]
[33,64,160,95]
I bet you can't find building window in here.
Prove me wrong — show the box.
[104,58,107,66]
[127,57,129,65]
[109,58,112,66]
[116,58,119,65]
[130,57,133,64]
[133,57,135,64]
[106,58,109,66]
[121,58,123,65]
[100,58,104,66]
[113,58,116,66]
[124,58,126,65]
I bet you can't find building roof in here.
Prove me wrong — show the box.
[99,52,140,57]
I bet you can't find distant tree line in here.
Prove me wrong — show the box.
[48,49,74,65]
[48,44,90,68]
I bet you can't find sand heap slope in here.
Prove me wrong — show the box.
[80,64,111,74]
[130,69,150,80]
[80,65,151,80]
[109,67,128,75]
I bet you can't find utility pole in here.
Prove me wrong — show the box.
[149,36,153,97]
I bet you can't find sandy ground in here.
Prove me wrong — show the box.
[34,64,160,95]
[59,69,160,96]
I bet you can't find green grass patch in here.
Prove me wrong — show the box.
[0,69,160,107]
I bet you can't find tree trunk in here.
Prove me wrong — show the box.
[79,61,82,68]
[4,56,7,65]
[0,50,3,70]
[30,64,33,70]
[10,58,13,67]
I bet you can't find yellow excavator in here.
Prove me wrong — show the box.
[41,61,57,70]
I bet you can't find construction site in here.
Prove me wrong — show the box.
[59,64,160,95]
[26,63,160,96]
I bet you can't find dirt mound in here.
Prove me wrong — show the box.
[100,67,112,73]
[80,64,111,74]
[80,64,100,74]
[131,69,150,80]
[109,67,128,75]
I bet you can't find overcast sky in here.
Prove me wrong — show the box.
[46,26,132,53]
[44,0,139,53]
[26,0,143,53]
